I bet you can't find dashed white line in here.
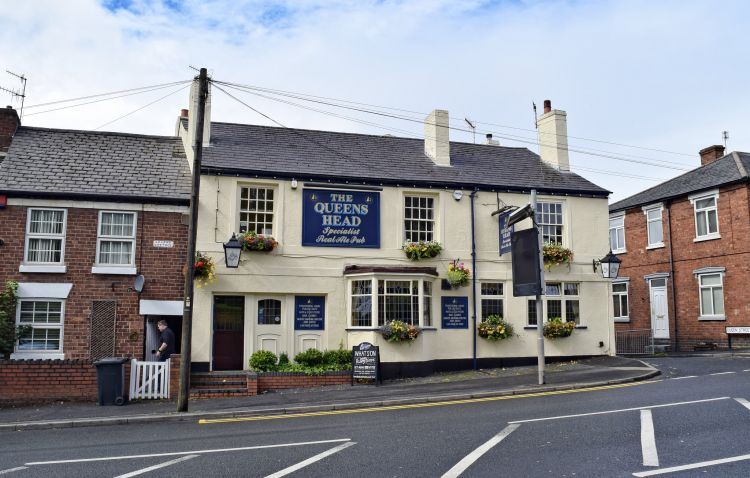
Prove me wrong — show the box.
[743,369,750,372]
[640,410,659,467]
[709,372,736,376]
[669,376,697,380]
[0,467,27,475]
[113,455,198,478]
[734,398,750,412]
[265,442,356,478]
[441,424,520,478]
[632,453,750,477]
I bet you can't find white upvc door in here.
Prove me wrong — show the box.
[650,281,669,339]
[253,296,287,356]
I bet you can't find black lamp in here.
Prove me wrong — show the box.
[593,250,622,279]
[223,233,242,268]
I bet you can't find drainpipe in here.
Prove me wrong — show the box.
[470,190,478,370]
[665,201,679,351]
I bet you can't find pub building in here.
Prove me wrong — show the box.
[179,87,615,378]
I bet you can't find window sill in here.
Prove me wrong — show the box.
[10,352,65,360]
[698,315,726,321]
[614,318,630,323]
[19,264,67,273]
[524,326,538,330]
[91,266,137,275]
[612,249,626,255]
[646,243,664,250]
[345,326,436,331]
[694,234,720,243]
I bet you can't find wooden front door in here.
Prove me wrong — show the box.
[213,296,245,371]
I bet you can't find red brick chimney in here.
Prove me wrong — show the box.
[699,145,725,166]
[543,99,551,114]
[0,106,21,153]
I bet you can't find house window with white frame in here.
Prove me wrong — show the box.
[25,208,66,264]
[536,201,563,244]
[349,276,433,327]
[404,195,435,242]
[644,206,664,248]
[609,215,625,253]
[239,186,274,235]
[613,282,629,321]
[480,282,504,320]
[691,192,719,240]
[698,272,724,318]
[96,211,136,266]
[527,282,580,325]
[15,300,64,353]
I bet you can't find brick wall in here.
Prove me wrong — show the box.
[615,184,750,350]
[0,107,20,152]
[257,371,351,392]
[0,204,187,360]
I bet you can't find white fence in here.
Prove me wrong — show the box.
[129,358,170,400]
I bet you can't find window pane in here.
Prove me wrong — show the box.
[214,296,244,331]
[696,197,715,209]
[613,296,621,317]
[481,299,503,319]
[613,283,627,293]
[257,299,281,325]
[352,296,372,327]
[239,187,274,235]
[648,220,663,244]
[30,209,64,234]
[707,210,718,234]
[99,241,133,265]
[700,289,712,315]
[527,300,537,326]
[696,211,707,236]
[621,295,628,317]
[481,282,503,296]
[404,195,435,242]
[547,300,562,320]
[563,283,579,296]
[565,300,580,324]
[27,238,62,263]
[713,288,724,315]
[546,283,561,296]
[700,274,721,286]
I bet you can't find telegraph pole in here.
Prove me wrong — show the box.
[531,189,546,385]
[177,67,208,412]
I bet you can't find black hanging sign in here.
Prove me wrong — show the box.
[352,342,380,385]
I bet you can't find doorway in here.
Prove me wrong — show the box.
[649,278,669,339]
[212,296,245,371]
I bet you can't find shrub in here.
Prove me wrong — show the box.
[543,317,576,338]
[322,348,352,368]
[478,315,514,341]
[278,352,290,366]
[294,348,324,367]
[249,350,278,372]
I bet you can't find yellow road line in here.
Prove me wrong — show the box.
[198,380,658,425]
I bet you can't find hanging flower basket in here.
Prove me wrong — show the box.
[380,320,420,343]
[447,259,470,287]
[241,231,278,252]
[478,315,515,341]
[543,317,575,338]
[193,251,216,288]
[543,242,573,270]
[403,240,442,261]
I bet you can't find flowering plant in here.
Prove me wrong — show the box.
[478,315,514,341]
[543,317,576,338]
[543,242,573,270]
[380,320,420,343]
[447,259,470,287]
[193,252,216,288]
[241,231,278,251]
[403,240,442,261]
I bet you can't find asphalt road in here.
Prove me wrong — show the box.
[1,355,750,478]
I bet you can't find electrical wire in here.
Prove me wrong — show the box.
[93,84,190,131]
[24,80,190,109]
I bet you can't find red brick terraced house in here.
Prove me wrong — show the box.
[0,107,190,401]
[609,145,750,352]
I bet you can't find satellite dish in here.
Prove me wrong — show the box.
[133,275,145,293]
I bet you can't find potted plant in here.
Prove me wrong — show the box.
[380,320,420,343]
[543,242,573,270]
[403,240,442,261]
[478,315,514,341]
[543,317,576,338]
[241,231,278,252]
[447,259,470,287]
[193,251,216,288]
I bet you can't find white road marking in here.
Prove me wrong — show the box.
[632,453,750,477]
[440,424,520,478]
[25,438,351,465]
[734,397,750,411]
[113,455,198,478]
[264,442,356,478]
[509,397,729,424]
[709,372,736,376]
[640,410,659,467]
[0,467,27,475]
[743,369,750,372]
[669,375,697,380]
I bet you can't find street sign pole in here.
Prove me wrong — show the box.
[531,189,546,385]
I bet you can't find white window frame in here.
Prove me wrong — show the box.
[527,282,581,326]
[238,185,276,235]
[536,201,564,244]
[347,274,435,328]
[642,204,664,249]
[612,280,630,322]
[403,194,437,243]
[480,282,504,321]
[695,268,725,321]
[689,190,720,241]
[92,210,137,275]
[12,299,65,360]
[609,214,626,253]
[21,208,67,273]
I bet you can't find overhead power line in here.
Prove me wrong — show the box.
[93,84,190,131]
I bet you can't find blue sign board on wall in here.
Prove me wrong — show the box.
[499,212,514,256]
[441,297,469,329]
[302,189,380,248]
[294,296,325,330]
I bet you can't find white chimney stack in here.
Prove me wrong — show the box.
[485,133,500,146]
[536,99,570,171]
[424,109,451,166]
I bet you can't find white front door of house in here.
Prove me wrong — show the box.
[253,296,287,356]
[650,279,669,339]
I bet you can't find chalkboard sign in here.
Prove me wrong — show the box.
[294,296,325,330]
[442,297,469,329]
[352,342,380,385]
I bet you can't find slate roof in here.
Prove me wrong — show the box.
[199,121,610,197]
[609,152,750,212]
[0,127,191,204]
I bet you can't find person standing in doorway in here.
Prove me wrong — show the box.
[156,320,175,361]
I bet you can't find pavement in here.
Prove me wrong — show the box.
[0,355,659,432]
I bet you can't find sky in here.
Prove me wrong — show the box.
[1,0,748,202]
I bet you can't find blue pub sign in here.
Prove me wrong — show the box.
[294,296,325,330]
[302,189,380,248]
[441,297,469,329]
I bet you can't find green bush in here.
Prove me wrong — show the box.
[278,352,290,366]
[294,348,324,367]
[249,350,278,372]
[322,348,352,367]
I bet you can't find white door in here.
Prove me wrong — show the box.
[253,297,287,356]
[650,279,669,339]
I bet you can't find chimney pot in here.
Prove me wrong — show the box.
[485,133,500,146]
[543,100,551,114]
[180,109,189,118]
[699,145,726,166]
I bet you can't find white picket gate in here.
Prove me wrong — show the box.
[129,358,170,399]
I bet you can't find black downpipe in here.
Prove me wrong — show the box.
[665,201,679,351]
[470,190,478,370]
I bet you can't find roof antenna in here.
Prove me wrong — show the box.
[532,102,538,129]
[465,118,476,144]
[722,130,729,149]
[1,70,27,119]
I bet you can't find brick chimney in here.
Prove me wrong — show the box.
[424,109,451,166]
[536,99,570,171]
[0,106,21,153]
[699,145,725,166]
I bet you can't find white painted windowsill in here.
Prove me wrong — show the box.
[646,243,665,250]
[698,315,726,321]
[614,318,630,323]
[10,352,65,360]
[694,234,720,243]
[91,266,137,275]
[19,264,67,273]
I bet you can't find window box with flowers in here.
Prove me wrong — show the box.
[193,252,216,288]
[447,259,470,287]
[241,231,278,252]
[380,320,420,343]
[403,240,442,261]
[543,242,573,271]
[478,315,515,341]
[543,317,575,338]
